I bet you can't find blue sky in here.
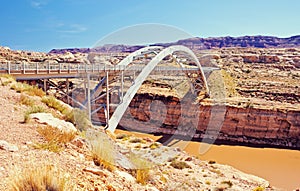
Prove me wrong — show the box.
[0,0,299,52]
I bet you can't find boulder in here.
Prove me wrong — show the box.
[242,55,260,63]
[29,113,77,134]
[0,140,18,152]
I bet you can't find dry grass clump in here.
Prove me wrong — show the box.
[88,131,116,172]
[220,180,233,188]
[128,153,153,185]
[33,125,76,153]
[71,108,92,132]
[24,105,47,123]
[42,96,91,132]
[32,139,64,153]
[149,142,160,150]
[37,125,76,144]
[19,94,35,106]
[116,133,131,141]
[10,164,74,191]
[129,137,143,143]
[0,74,16,86]
[253,186,265,191]
[11,82,45,97]
[42,96,69,114]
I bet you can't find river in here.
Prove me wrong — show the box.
[116,129,300,190]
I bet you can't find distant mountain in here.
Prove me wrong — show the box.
[49,35,300,54]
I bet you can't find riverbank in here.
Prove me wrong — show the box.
[116,129,300,190]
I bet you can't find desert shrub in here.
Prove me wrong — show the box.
[42,96,70,114]
[116,134,129,139]
[209,168,222,175]
[0,74,16,86]
[33,124,76,153]
[221,180,233,188]
[253,186,265,191]
[32,140,64,153]
[88,130,116,171]
[10,82,25,92]
[129,137,143,143]
[37,125,76,144]
[71,108,92,132]
[116,133,131,141]
[19,94,35,106]
[26,86,45,97]
[10,164,74,191]
[24,105,47,123]
[42,96,63,110]
[149,142,160,149]
[128,152,153,185]
[170,160,191,169]
[11,82,45,97]
[63,109,74,123]
[136,168,149,185]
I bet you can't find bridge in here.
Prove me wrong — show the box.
[0,45,218,132]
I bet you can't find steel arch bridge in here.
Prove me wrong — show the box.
[104,45,210,132]
[0,45,213,133]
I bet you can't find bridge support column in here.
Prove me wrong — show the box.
[7,62,10,74]
[66,78,70,104]
[84,78,87,100]
[87,74,91,121]
[106,71,110,128]
[43,79,47,93]
[121,71,124,103]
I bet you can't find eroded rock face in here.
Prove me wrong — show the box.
[215,47,300,104]
[242,55,280,63]
[115,93,300,149]
[48,35,300,54]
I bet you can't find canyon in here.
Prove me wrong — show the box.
[0,36,300,150]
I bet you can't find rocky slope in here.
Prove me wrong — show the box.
[0,79,279,191]
[0,46,86,64]
[1,44,299,150]
[203,47,300,104]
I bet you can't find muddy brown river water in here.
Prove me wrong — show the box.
[116,129,300,190]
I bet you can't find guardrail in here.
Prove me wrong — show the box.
[0,62,202,75]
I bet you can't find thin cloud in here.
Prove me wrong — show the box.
[57,24,88,33]
[30,0,49,9]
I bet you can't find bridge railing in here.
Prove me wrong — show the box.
[0,62,202,75]
[0,62,131,75]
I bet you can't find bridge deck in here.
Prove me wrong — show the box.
[0,63,218,80]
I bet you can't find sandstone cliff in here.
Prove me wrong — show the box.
[49,35,300,54]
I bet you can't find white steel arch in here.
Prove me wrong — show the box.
[117,46,163,66]
[107,45,209,132]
